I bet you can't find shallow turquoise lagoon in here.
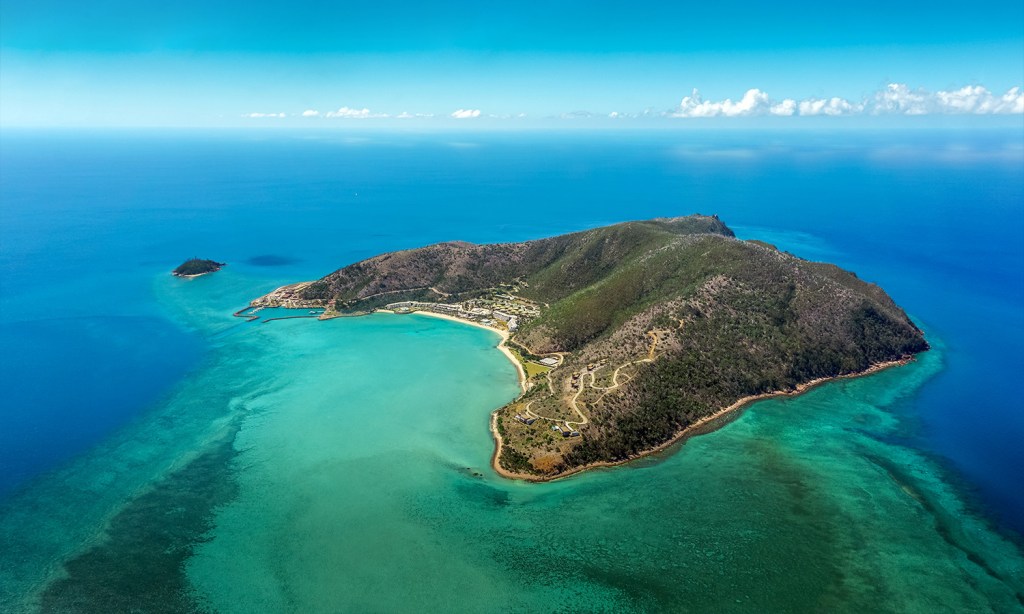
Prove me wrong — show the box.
[0,271,1019,613]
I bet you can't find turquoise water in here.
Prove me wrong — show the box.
[1,130,1023,611]
[5,278,1022,612]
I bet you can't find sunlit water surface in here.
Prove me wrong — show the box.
[1,130,1021,612]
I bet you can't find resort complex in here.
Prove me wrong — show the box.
[383,294,540,332]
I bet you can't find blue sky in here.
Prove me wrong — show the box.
[2,1,1022,127]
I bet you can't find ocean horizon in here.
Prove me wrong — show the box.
[1,128,1022,611]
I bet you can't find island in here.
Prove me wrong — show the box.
[248,215,928,480]
[172,258,225,278]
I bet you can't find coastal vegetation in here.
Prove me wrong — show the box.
[250,215,928,478]
[172,258,225,277]
[506,346,552,379]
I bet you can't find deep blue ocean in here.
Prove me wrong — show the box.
[1,127,1022,543]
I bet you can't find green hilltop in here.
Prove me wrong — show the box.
[251,215,927,478]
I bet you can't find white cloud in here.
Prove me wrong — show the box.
[868,84,1024,115]
[450,109,481,119]
[870,83,929,115]
[769,99,798,116]
[244,112,286,118]
[673,88,775,117]
[302,109,321,117]
[671,84,1023,118]
[999,87,1024,114]
[727,89,772,116]
[325,106,388,119]
[934,85,1023,114]
[798,97,860,116]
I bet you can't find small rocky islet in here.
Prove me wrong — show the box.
[172,258,225,278]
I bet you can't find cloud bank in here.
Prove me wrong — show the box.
[246,84,1021,122]
[671,84,1023,118]
[324,106,389,119]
